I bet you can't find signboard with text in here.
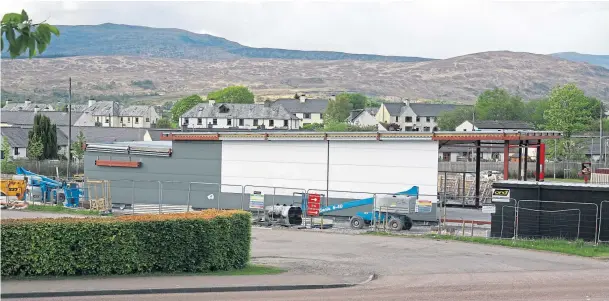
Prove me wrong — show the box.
[249,193,265,210]
[307,193,321,216]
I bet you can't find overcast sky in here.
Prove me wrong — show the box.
[3,0,609,59]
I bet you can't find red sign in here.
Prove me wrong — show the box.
[307,194,321,216]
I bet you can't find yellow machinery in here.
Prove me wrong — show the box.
[0,175,27,208]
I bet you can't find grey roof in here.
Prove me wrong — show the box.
[59,126,149,144]
[409,103,459,117]
[274,98,329,114]
[0,127,30,147]
[0,111,83,126]
[382,102,405,116]
[85,101,120,116]
[346,107,379,123]
[2,102,54,112]
[472,120,534,130]
[1,126,69,148]
[120,105,151,117]
[70,104,91,112]
[182,103,297,119]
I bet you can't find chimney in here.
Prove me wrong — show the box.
[299,94,306,103]
[329,94,336,101]
[208,99,215,105]
[403,98,411,106]
[88,99,96,107]
[24,99,32,105]
[34,105,40,113]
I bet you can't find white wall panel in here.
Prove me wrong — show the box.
[221,141,328,193]
[221,139,439,201]
[328,141,438,199]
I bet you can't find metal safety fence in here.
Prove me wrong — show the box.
[494,199,601,243]
[599,201,609,243]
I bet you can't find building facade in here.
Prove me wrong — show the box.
[180,102,300,130]
[274,96,329,126]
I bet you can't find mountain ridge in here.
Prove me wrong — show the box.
[2,23,433,63]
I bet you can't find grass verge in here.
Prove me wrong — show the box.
[544,178,585,183]
[24,204,107,216]
[363,232,609,258]
[3,264,286,281]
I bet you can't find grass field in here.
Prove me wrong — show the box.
[25,204,106,216]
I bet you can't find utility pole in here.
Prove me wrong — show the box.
[67,77,72,180]
[600,102,604,165]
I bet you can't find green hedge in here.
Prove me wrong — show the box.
[1,211,251,277]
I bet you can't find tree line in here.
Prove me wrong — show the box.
[437,84,608,160]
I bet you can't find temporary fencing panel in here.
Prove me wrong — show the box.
[599,201,609,243]
[517,200,598,242]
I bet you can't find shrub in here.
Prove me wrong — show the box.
[1,210,251,277]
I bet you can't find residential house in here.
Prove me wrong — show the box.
[274,95,329,126]
[180,102,300,130]
[376,101,463,132]
[456,120,535,131]
[118,105,160,128]
[80,100,121,127]
[1,100,54,112]
[1,126,70,160]
[438,146,504,162]
[346,108,385,131]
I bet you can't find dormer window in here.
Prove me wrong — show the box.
[219,104,229,113]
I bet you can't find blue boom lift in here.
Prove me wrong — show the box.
[314,186,419,231]
[15,167,81,207]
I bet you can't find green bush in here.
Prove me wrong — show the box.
[1,211,251,277]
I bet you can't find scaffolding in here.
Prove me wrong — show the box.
[438,172,496,206]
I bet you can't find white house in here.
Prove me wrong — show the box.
[456,120,535,132]
[118,105,161,128]
[180,102,301,130]
[274,95,329,126]
[376,100,464,132]
[346,108,385,131]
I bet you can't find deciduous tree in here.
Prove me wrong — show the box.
[336,93,367,110]
[170,94,205,124]
[436,106,474,131]
[474,88,524,121]
[155,118,173,128]
[324,97,353,123]
[207,86,254,104]
[1,10,60,58]
[544,84,596,138]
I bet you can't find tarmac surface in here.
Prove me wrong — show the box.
[0,210,90,219]
[5,227,609,300]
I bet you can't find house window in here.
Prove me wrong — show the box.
[105,118,110,123]
[120,117,123,122]
[135,117,139,123]
[304,113,311,119]
[14,147,19,156]
[145,117,150,122]
[405,116,412,122]
[127,117,131,122]
[253,119,259,126]
[212,119,218,125]
[227,119,232,126]
[423,126,431,132]
[239,119,244,126]
[184,118,189,124]
[416,117,420,122]
[197,118,202,125]
[269,120,274,127]
[433,126,438,132]
[395,116,398,122]
[426,117,431,122]
[284,120,288,127]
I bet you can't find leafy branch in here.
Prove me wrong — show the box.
[1,9,60,58]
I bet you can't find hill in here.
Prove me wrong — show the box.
[2,51,608,103]
[0,23,432,63]
[551,52,609,69]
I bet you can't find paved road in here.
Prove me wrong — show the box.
[5,225,608,300]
